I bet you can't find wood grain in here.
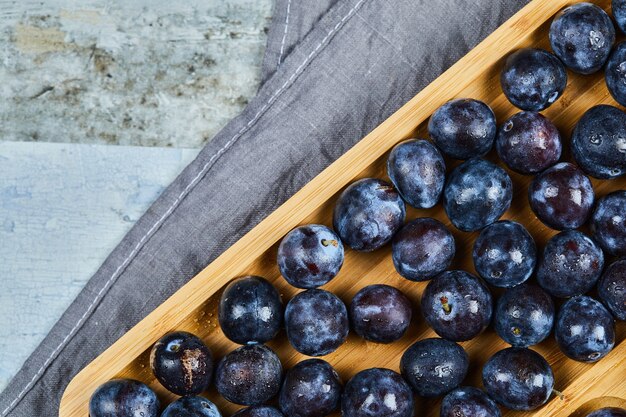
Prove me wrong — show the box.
[60,0,626,416]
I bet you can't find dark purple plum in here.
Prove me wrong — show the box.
[572,105,626,179]
[219,276,283,345]
[482,348,554,411]
[341,368,413,417]
[150,331,213,396]
[536,230,604,298]
[597,260,626,320]
[279,359,342,417]
[586,408,626,417]
[387,139,446,208]
[440,387,502,417]
[232,406,284,417]
[473,220,537,288]
[606,42,626,107]
[529,162,594,230]
[428,99,496,160]
[443,158,513,232]
[615,0,626,34]
[284,289,349,356]
[421,270,493,342]
[333,178,405,252]
[391,218,455,281]
[549,3,615,74]
[494,284,555,347]
[555,296,615,362]
[214,344,282,406]
[350,284,412,344]
[496,112,562,174]
[277,224,344,289]
[161,396,221,417]
[400,338,468,397]
[500,48,567,111]
[591,191,626,256]
[89,379,160,417]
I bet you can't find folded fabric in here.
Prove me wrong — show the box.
[0,0,527,415]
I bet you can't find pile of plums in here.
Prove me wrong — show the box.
[89,2,626,416]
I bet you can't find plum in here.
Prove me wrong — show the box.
[341,368,413,417]
[428,99,496,160]
[161,396,221,417]
[500,48,567,111]
[597,260,626,320]
[89,379,159,417]
[214,344,282,406]
[350,284,412,343]
[219,276,283,345]
[333,178,405,252]
[606,42,626,107]
[277,225,344,289]
[443,158,513,232]
[555,296,615,362]
[284,289,349,356]
[387,139,446,208]
[549,3,615,74]
[391,217,455,281]
[150,331,213,396]
[232,407,284,417]
[440,387,502,417]
[591,191,626,256]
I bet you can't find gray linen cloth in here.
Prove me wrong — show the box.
[0,0,528,415]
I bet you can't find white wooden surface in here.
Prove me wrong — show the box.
[0,141,198,390]
[0,0,272,148]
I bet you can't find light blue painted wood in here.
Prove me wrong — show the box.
[0,141,198,390]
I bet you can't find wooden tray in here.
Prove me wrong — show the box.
[60,0,626,415]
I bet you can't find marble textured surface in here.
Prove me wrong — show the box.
[0,141,199,390]
[0,0,272,148]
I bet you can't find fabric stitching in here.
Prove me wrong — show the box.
[0,0,368,415]
[277,0,292,66]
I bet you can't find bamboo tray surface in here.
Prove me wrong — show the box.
[61,0,626,416]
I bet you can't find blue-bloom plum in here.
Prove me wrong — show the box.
[500,48,567,111]
[443,158,513,232]
[494,284,555,347]
[161,396,222,417]
[586,408,626,417]
[591,191,626,256]
[549,3,615,74]
[391,217,455,281]
[482,347,554,411]
[421,270,493,342]
[214,344,283,406]
[341,368,413,417]
[536,230,604,298]
[232,407,284,417]
[400,338,468,397]
[440,387,502,417]
[285,289,349,356]
[496,112,562,175]
[387,139,446,208]
[333,178,405,252]
[277,224,344,289]
[472,220,537,288]
[572,105,626,179]
[555,296,615,362]
[350,284,412,344]
[219,276,283,345]
[150,331,213,396]
[597,260,626,321]
[606,42,626,107]
[528,162,594,230]
[279,359,342,417]
[615,0,626,34]
[428,99,496,160]
[89,379,160,417]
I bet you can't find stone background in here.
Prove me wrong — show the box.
[0,0,273,390]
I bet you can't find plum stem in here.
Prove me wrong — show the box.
[321,239,338,247]
[552,389,565,400]
[440,296,452,314]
